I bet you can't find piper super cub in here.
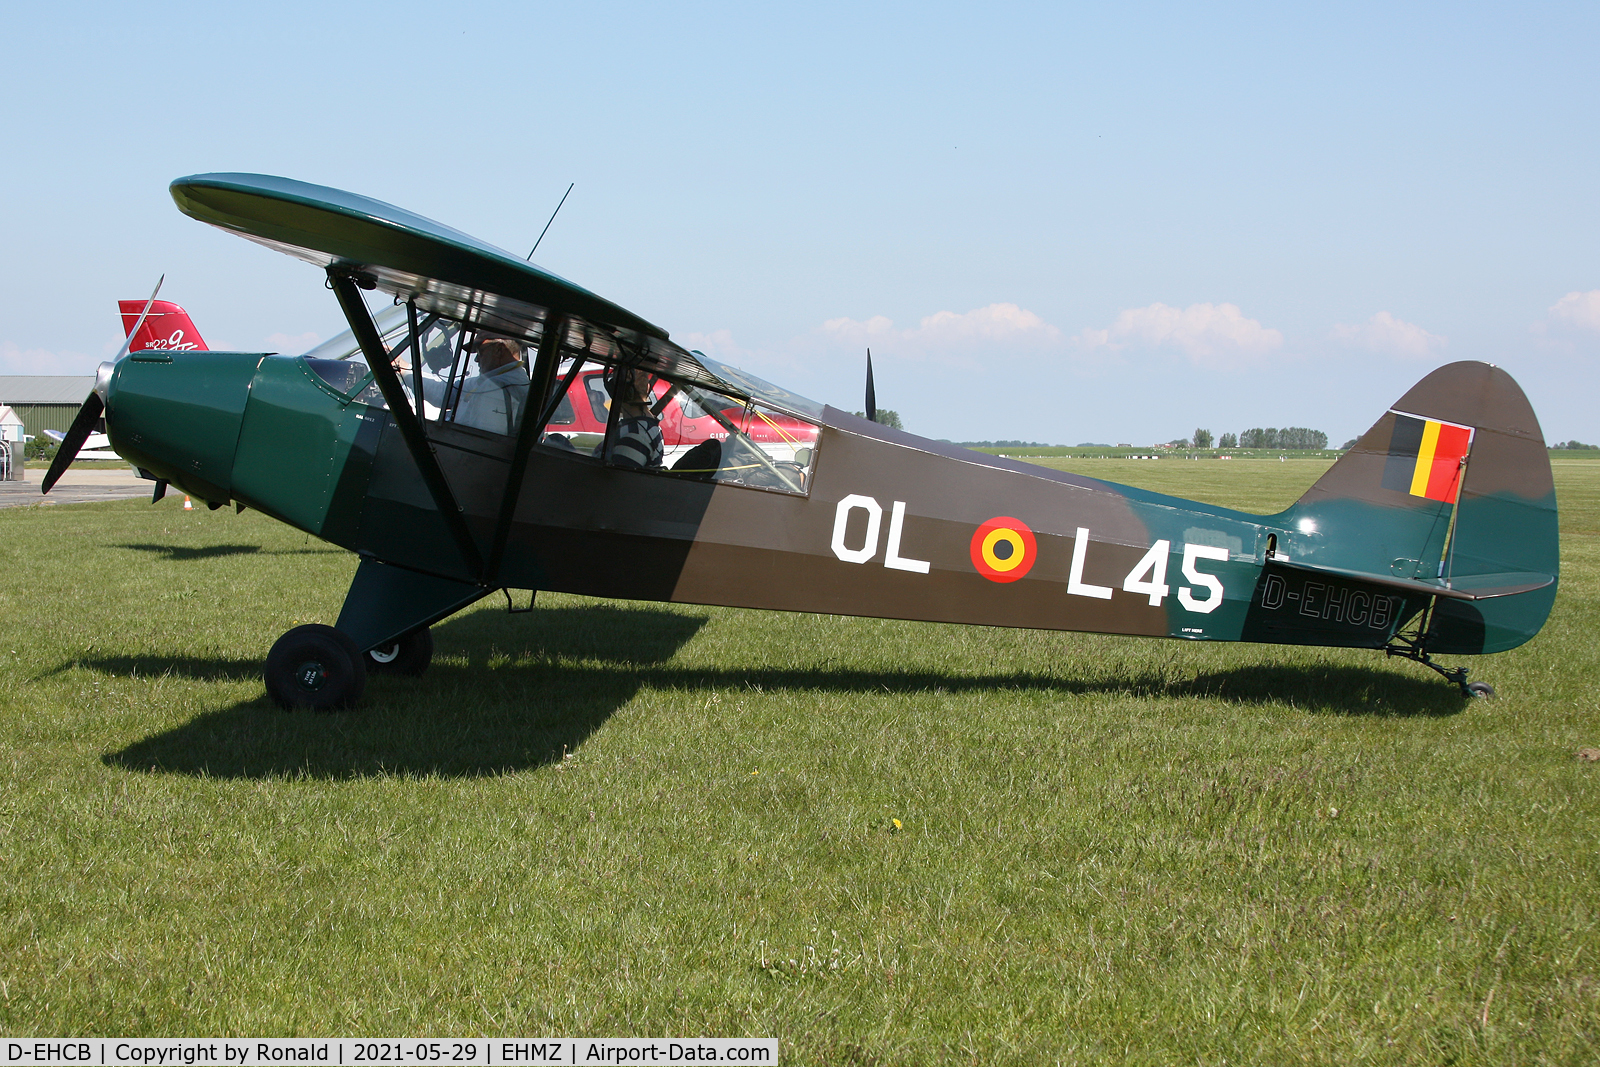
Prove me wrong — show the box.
[45,174,1558,709]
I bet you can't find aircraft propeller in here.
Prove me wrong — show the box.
[41,275,163,494]
[865,348,876,424]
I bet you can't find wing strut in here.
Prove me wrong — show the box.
[484,313,566,583]
[328,268,483,576]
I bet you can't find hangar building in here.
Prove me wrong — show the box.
[0,377,94,437]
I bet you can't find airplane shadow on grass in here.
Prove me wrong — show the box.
[95,606,1468,780]
[115,543,345,560]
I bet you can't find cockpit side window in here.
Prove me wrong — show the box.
[524,351,820,495]
[393,316,535,438]
[440,336,531,436]
[595,367,820,494]
[655,383,819,494]
[535,358,609,455]
[308,303,553,442]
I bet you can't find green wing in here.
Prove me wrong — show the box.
[170,172,668,340]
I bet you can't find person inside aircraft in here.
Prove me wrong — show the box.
[604,365,664,469]
[453,337,531,435]
[385,322,463,421]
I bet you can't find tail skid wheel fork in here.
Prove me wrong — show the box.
[365,627,434,676]
[1383,640,1493,698]
[265,624,367,711]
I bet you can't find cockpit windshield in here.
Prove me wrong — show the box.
[537,356,821,495]
[300,305,409,361]
[688,352,824,420]
[298,297,827,485]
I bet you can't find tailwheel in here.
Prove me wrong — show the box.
[1384,629,1489,698]
[265,624,367,711]
[364,627,434,676]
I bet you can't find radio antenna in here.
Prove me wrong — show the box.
[527,183,574,261]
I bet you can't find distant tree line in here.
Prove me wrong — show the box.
[940,426,1347,451]
[1551,440,1598,450]
[947,439,1058,447]
[1236,427,1328,450]
[1162,428,1327,450]
[852,410,904,430]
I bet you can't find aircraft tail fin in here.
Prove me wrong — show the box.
[119,299,209,352]
[1281,361,1557,653]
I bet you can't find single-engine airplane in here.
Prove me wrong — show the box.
[45,174,1558,709]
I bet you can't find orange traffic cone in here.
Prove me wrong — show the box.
[183,496,193,511]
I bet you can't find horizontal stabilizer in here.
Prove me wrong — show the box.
[1271,558,1554,602]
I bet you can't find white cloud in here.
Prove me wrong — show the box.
[0,341,100,375]
[819,314,897,344]
[820,303,1061,351]
[1546,290,1600,334]
[1073,302,1283,369]
[264,331,321,354]
[678,328,747,361]
[1330,311,1445,358]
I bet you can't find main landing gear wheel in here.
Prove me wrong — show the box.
[1464,681,1496,699]
[365,627,434,676]
[265,624,367,711]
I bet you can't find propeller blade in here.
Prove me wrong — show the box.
[41,392,104,494]
[865,348,877,424]
[113,274,164,363]
[41,274,166,495]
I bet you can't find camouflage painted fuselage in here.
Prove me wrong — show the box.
[90,171,1556,672]
[105,350,1556,661]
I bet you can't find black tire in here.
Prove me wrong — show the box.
[264,624,367,711]
[1464,681,1496,699]
[365,627,434,676]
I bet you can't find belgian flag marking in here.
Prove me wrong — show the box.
[971,517,1037,583]
[1380,412,1474,503]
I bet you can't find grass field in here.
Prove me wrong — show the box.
[0,458,1596,1062]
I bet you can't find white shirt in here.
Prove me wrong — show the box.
[454,362,531,435]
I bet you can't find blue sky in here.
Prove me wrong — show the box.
[3,1,1596,446]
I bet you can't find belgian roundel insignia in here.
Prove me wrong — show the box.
[970,517,1037,583]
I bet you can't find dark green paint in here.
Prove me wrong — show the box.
[335,559,489,652]
[231,355,370,535]
[170,173,666,340]
[105,351,261,505]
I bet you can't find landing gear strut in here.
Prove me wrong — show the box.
[1383,632,1494,698]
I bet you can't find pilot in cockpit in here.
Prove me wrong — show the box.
[390,336,529,434]
[454,338,531,435]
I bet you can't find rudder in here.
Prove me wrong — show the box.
[1281,361,1557,654]
[119,299,209,352]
